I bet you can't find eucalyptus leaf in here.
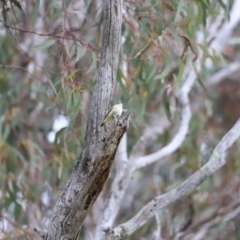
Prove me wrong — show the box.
[32,0,40,26]
[86,52,97,74]
[65,70,79,81]
[75,44,83,62]
[32,39,56,50]
[54,127,67,145]
[154,63,171,80]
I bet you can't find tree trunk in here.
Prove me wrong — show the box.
[35,0,126,239]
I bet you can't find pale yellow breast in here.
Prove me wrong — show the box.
[112,104,123,116]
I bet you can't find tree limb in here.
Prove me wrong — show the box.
[106,117,240,239]
[134,64,195,170]
[33,0,125,239]
[94,1,240,238]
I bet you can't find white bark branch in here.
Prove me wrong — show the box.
[106,117,240,239]
[210,0,240,53]
[134,59,197,170]
[206,0,240,68]
[94,134,129,240]
[114,133,128,179]
[152,214,163,240]
[206,61,240,87]
[94,1,240,239]
[129,114,170,161]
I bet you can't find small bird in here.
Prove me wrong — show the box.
[101,101,123,127]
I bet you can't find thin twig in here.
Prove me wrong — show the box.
[0,19,99,52]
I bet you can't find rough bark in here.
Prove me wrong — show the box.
[34,0,125,239]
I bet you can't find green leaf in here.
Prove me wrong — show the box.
[84,79,95,94]
[75,43,83,62]
[2,124,10,142]
[163,90,171,121]
[154,62,171,80]
[218,0,227,10]
[164,2,175,11]
[198,0,207,26]
[50,9,64,22]
[86,52,97,74]
[32,39,56,50]
[12,0,22,10]
[14,200,22,219]
[6,143,26,165]
[65,87,72,113]
[74,91,81,105]
[69,91,81,120]
[65,69,79,81]
[198,0,208,8]
[117,69,129,98]
[0,77,9,93]
[176,58,184,83]
[146,66,157,83]
[32,0,40,26]
[58,162,63,179]
[84,0,88,6]
[65,0,71,8]
[174,0,184,22]
[65,42,76,59]
[193,64,207,91]
[2,2,7,22]
[136,100,146,121]
[210,48,221,66]
[168,27,183,45]
[54,127,67,145]
[198,43,211,57]
[196,77,206,91]
[150,0,156,6]
[32,142,45,157]
[8,178,14,192]
[0,116,3,137]
[187,38,199,61]
[68,103,81,120]
[94,6,103,22]
[46,76,57,95]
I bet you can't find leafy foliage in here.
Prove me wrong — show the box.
[0,0,240,239]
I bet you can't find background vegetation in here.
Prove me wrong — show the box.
[1,0,240,239]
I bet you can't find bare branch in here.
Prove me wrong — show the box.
[134,61,196,170]
[106,118,240,239]
[129,113,170,161]
[206,0,240,68]
[152,214,163,240]
[210,0,240,53]
[94,134,129,239]
[206,61,240,87]
[0,19,99,52]
[114,133,128,178]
